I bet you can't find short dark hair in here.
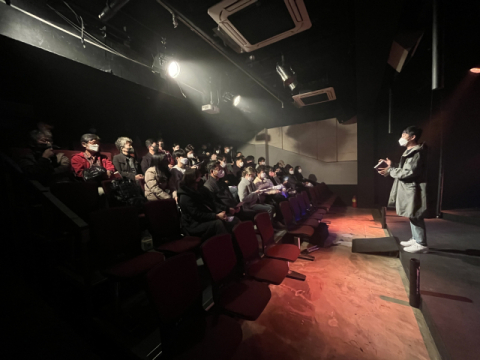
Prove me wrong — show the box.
[80,133,100,144]
[245,155,255,162]
[236,155,245,162]
[403,126,422,141]
[216,154,225,161]
[185,144,195,152]
[242,167,256,177]
[182,168,199,187]
[174,149,186,159]
[173,142,180,148]
[258,157,265,163]
[257,165,266,174]
[265,166,273,173]
[207,160,220,174]
[145,138,156,148]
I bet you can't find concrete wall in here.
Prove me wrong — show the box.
[237,118,357,185]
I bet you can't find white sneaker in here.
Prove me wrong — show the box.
[400,239,416,247]
[403,243,429,254]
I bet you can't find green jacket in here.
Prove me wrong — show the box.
[386,143,428,218]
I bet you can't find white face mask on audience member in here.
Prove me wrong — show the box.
[180,158,189,165]
[88,144,99,153]
[260,172,267,179]
[298,169,302,173]
[238,161,244,168]
[188,153,195,159]
[398,137,409,146]
[259,162,265,166]
[248,175,255,182]
[220,161,226,168]
[289,169,294,175]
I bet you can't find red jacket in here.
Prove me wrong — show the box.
[71,152,115,178]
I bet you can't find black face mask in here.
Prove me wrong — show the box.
[152,145,159,153]
[275,172,281,177]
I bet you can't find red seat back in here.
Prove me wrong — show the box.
[201,234,237,284]
[232,221,260,262]
[89,206,141,264]
[50,182,99,221]
[254,212,275,249]
[288,197,302,221]
[147,252,202,323]
[280,201,295,228]
[144,199,181,240]
[53,150,79,160]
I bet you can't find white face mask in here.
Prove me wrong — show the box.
[88,144,99,152]
[225,149,229,153]
[220,161,226,168]
[180,158,189,165]
[238,162,244,168]
[259,162,265,166]
[260,173,267,179]
[289,170,294,175]
[247,176,254,182]
[216,150,220,154]
[188,153,194,158]
[217,170,225,178]
[398,137,409,147]
[298,169,302,173]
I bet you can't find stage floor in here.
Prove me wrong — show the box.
[233,207,434,360]
[387,211,480,360]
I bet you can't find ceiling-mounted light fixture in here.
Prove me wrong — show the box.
[98,0,131,22]
[276,55,298,93]
[167,61,180,78]
[222,92,242,106]
[470,67,480,74]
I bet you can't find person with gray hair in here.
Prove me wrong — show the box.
[19,128,71,185]
[113,136,143,181]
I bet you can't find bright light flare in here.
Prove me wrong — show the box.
[167,61,180,78]
[233,95,241,107]
[470,68,480,74]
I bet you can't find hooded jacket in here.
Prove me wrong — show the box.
[386,143,428,218]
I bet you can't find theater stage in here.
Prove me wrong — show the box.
[387,210,480,360]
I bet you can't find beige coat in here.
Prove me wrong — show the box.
[144,167,172,201]
[386,143,428,218]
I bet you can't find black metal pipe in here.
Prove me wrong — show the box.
[98,0,131,22]
[156,0,286,107]
[432,0,444,90]
[409,258,421,308]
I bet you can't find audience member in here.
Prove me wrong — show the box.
[185,144,200,167]
[214,145,222,156]
[229,155,245,185]
[236,151,242,158]
[172,143,181,152]
[210,153,217,161]
[169,149,189,201]
[19,129,71,185]
[177,168,231,241]
[71,133,115,180]
[144,154,172,200]
[157,138,175,167]
[294,165,315,186]
[244,155,255,169]
[238,167,276,224]
[254,165,286,224]
[285,164,307,192]
[204,161,254,221]
[223,145,233,164]
[256,157,266,169]
[113,137,143,181]
[141,139,159,174]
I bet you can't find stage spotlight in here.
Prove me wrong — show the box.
[276,56,298,92]
[233,95,241,107]
[167,61,180,78]
[470,67,480,74]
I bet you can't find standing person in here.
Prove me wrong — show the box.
[141,139,159,174]
[113,137,143,181]
[144,154,172,200]
[229,155,245,185]
[378,126,428,253]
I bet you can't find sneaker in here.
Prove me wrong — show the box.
[400,239,416,247]
[403,243,429,254]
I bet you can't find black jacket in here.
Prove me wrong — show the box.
[177,185,222,234]
[113,153,140,180]
[204,177,236,211]
[141,152,153,174]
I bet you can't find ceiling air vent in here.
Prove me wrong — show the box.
[208,0,312,53]
[292,87,336,107]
